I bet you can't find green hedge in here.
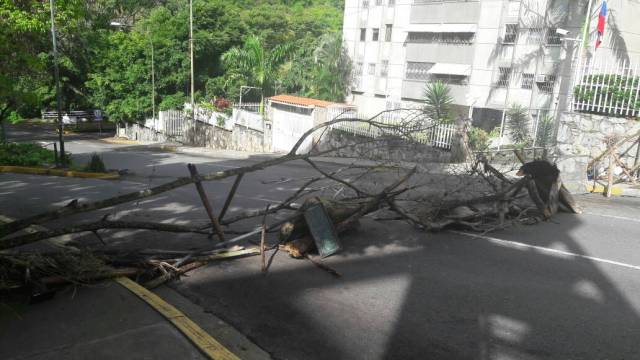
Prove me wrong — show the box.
[0,143,56,167]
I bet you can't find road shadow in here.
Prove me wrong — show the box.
[2,147,640,359]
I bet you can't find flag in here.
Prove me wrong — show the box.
[596,1,607,49]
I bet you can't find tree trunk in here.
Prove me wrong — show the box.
[449,116,470,163]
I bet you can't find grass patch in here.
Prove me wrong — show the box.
[0,143,56,167]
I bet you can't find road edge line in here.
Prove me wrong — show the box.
[115,276,241,360]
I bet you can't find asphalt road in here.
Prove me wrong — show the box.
[2,134,640,360]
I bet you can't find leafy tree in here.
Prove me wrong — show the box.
[535,115,555,148]
[221,35,292,111]
[506,104,532,147]
[423,80,453,123]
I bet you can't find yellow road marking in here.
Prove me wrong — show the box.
[115,276,240,360]
[0,165,119,179]
[586,184,623,195]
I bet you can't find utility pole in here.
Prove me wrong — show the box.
[189,0,195,114]
[151,36,156,122]
[49,0,66,166]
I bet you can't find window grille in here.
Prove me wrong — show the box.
[385,24,393,42]
[537,75,556,93]
[439,32,475,45]
[406,32,474,45]
[546,28,562,45]
[372,28,379,41]
[525,28,544,44]
[405,62,434,80]
[355,62,364,76]
[381,60,389,77]
[497,67,512,87]
[388,0,395,6]
[375,0,382,5]
[368,63,376,75]
[521,73,534,89]
[360,28,366,41]
[503,24,518,44]
[362,0,369,8]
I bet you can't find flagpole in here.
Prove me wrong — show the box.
[580,0,595,59]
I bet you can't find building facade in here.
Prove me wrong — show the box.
[342,0,640,144]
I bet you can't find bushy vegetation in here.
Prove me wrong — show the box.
[468,126,499,151]
[2,0,347,130]
[506,104,532,147]
[83,153,107,173]
[573,74,640,117]
[0,143,56,167]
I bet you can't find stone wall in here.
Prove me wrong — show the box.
[555,112,640,192]
[117,122,170,143]
[315,128,452,163]
[118,120,270,153]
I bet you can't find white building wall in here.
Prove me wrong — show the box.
[343,0,638,121]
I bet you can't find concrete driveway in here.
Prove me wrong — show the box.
[1,136,640,359]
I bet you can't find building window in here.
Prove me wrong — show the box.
[431,74,467,85]
[407,32,474,45]
[368,63,376,75]
[537,75,556,93]
[355,62,364,76]
[497,67,512,87]
[372,28,379,41]
[381,60,389,77]
[525,28,544,44]
[375,0,382,5]
[521,73,534,89]
[503,24,518,44]
[439,32,475,45]
[546,28,562,45]
[362,0,369,8]
[385,24,393,42]
[360,28,366,41]
[388,0,395,6]
[405,61,434,80]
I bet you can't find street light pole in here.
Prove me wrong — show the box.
[189,0,195,114]
[49,0,66,166]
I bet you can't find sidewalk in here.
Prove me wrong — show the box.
[0,281,271,360]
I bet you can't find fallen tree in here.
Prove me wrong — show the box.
[0,109,581,295]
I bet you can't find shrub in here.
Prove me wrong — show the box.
[0,143,56,166]
[84,153,106,173]
[506,104,532,147]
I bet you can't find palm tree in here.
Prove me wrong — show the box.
[311,33,352,102]
[221,35,291,112]
[506,104,532,147]
[423,80,453,123]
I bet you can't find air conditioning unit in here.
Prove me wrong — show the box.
[535,74,548,83]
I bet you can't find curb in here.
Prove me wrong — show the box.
[0,166,120,180]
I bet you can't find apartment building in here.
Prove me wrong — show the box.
[342,0,640,139]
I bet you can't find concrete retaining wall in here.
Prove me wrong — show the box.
[314,128,452,163]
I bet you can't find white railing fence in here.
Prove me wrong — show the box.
[326,106,455,149]
[572,57,640,117]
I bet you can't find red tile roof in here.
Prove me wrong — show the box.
[269,94,336,108]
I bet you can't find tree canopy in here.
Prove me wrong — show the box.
[2,0,347,128]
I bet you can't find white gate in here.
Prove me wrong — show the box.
[271,108,314,153]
